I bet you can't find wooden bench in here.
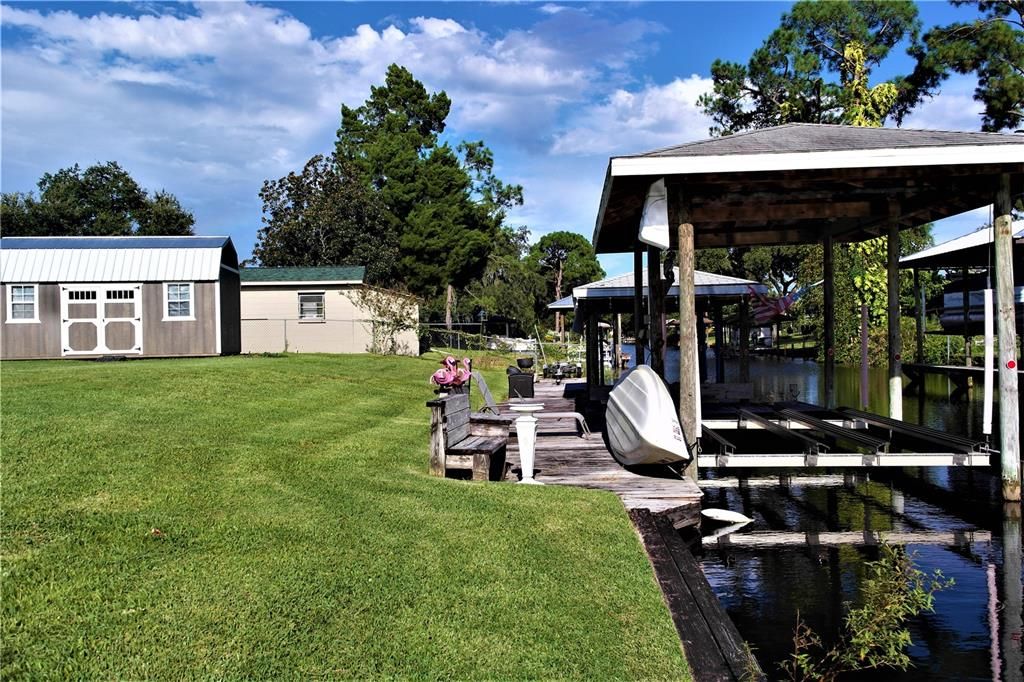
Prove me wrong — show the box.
[427,393,513,481]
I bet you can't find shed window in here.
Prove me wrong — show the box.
[8,284,38,322]
[165,283,193,319]
[298,292,325,322]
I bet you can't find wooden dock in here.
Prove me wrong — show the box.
[501,380,760,680]
[503,379,703,529]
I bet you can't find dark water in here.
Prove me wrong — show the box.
[615,349,1022,680]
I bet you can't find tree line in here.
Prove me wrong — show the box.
[1,0,1018,345]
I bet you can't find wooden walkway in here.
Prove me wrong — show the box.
[500,380,757,681]
[504,379,703,529]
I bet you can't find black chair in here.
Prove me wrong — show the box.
[508,373,534,399]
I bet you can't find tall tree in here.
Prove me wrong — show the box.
[250,154,395,283]
[466,225,545,334]
[904,0,1024,132]
[1,162,194,237]
[698,0,924,136]
[529,231,604,339]
[335,65,522,326]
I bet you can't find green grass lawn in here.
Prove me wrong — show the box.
[1,353,689,680]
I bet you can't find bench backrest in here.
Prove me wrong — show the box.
[442,393,471,445]
[471,371,499,413]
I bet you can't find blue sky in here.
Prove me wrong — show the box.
[0,1,996,277]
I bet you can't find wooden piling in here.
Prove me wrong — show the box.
[887,220,903,420]
[824,233,835,408]
[669,179,699,481]
[634,247,645,366]
[739,296,750,383]
[648,245,666,378]
[714,303,725,384]
[914,268,925,363]
[994,174,1020,501]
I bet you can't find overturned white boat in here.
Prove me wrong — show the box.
[605,365,692,466]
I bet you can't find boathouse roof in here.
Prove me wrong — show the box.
[593,123,1024,253]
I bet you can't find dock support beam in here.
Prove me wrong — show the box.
[714,303,725,383]
[994,174,1020,501]
[887,219,903,420]
[914,268,925,364]
[633,247,645,366]
[823,233,835,408]
[669,178,699,481]
[739,296,750,383]
[648,245,666,378]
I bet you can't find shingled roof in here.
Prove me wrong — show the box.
[594,123,1024,253]
[627,123,1023,159]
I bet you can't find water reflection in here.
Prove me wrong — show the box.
[663,355,1024,681]
[695,477,1021,681]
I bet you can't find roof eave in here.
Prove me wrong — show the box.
[611,144,1024,178]
[592,161,618,253]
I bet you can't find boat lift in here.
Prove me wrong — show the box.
[697,404,993,469]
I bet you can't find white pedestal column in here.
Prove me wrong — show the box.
[511,404,544,485]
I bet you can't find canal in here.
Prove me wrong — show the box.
[671,354,1019,680]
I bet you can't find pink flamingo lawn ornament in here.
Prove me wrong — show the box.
[430,356,471,391]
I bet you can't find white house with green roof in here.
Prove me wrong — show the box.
[239,266,418,355]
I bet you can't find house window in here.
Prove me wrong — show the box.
[8,284,38,322]
[298,292,325,322]
[165,283,194,320]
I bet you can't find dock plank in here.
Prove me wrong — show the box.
[505,379,703,529]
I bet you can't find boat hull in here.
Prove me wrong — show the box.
[605,365,691,466]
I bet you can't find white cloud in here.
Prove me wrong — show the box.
[900,74,985,132]
[552,75,714,155]
[1,2,665,259]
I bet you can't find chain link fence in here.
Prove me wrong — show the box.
[420,323,540,354]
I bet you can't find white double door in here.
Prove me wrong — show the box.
[60,284,144,356]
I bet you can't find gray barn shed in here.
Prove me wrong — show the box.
[0,236,240,359]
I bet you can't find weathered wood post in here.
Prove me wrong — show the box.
[697,304,708,383]
[613,313,621,375]
[860,304,869,409]
[963,266,973,376]
[714,303,725,384]
[668,178,699,480]
[633,247,645,366]
[586,312,599,398]
[887,219,903,420]
[994,175,1020,501]
[823,233,835,408]
[739,296,750,383]
[914,268,925,363]
[648,245,666,378]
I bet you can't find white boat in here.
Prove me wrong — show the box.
[604,365,691,466]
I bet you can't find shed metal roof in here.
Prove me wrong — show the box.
[900,222,1023,269]
[0,236,236,283]
[240,266,365,285]
[0,236,230,250]
[574,268,767,301]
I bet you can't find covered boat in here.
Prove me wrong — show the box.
[604,365,691,466]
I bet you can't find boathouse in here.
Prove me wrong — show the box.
[553,268,767,392]
[0,236,241,359]
[592,123,1023,498]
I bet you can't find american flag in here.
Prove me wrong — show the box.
[748,280,823,325]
